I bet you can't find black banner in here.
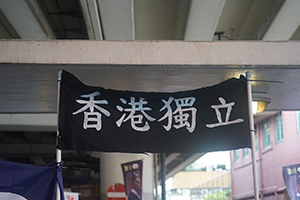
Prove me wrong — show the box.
[57,70,250,153]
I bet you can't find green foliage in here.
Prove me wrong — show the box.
[203,190,228,200]
[183,163,200,171]
[203,187,231,200]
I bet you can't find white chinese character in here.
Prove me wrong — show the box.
[73,91,110,131]
[206,97,244,128]
[116,97,155,131]
[158,97,174,131]
[158,97,197,133]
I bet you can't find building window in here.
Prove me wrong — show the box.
[275,112,283,143]
[243,148,249,157]
[234,150,239,161]
[263,120,271,148]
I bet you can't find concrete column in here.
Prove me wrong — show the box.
[100,152,154,200]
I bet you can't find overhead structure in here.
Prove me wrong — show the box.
[0,0,300,190]
[0,0,55,39]
[184,0,225,41]
[263,0,300,41]
[79,0,103,40]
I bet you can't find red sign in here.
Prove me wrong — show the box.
[106,183,126,200]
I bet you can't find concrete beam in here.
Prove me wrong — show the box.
[238,0,285,40]
[0,114,57,132]
[263,0,300,41]
[1,40,300,65]
[98,0,134,40]
[79,0,103,40]
[184,0,226,41]
[0,0,55,39]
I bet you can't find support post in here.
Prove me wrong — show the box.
[160,153,166,200]
[154,154,158,200]
[246,71,260,200]
[56,70,62,200]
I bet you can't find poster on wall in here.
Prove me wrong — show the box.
[121,160,143,200]
[282,164,300,200]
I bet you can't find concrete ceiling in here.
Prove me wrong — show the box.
[1,0,300,41]
[0,0,300,183]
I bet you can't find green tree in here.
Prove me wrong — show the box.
[183,163,200,171]
[203,190,230,200]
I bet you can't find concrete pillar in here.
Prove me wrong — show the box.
[100,153,154,200]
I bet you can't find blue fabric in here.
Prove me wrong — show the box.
[0,159,64,200]
[57,161,65,200]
